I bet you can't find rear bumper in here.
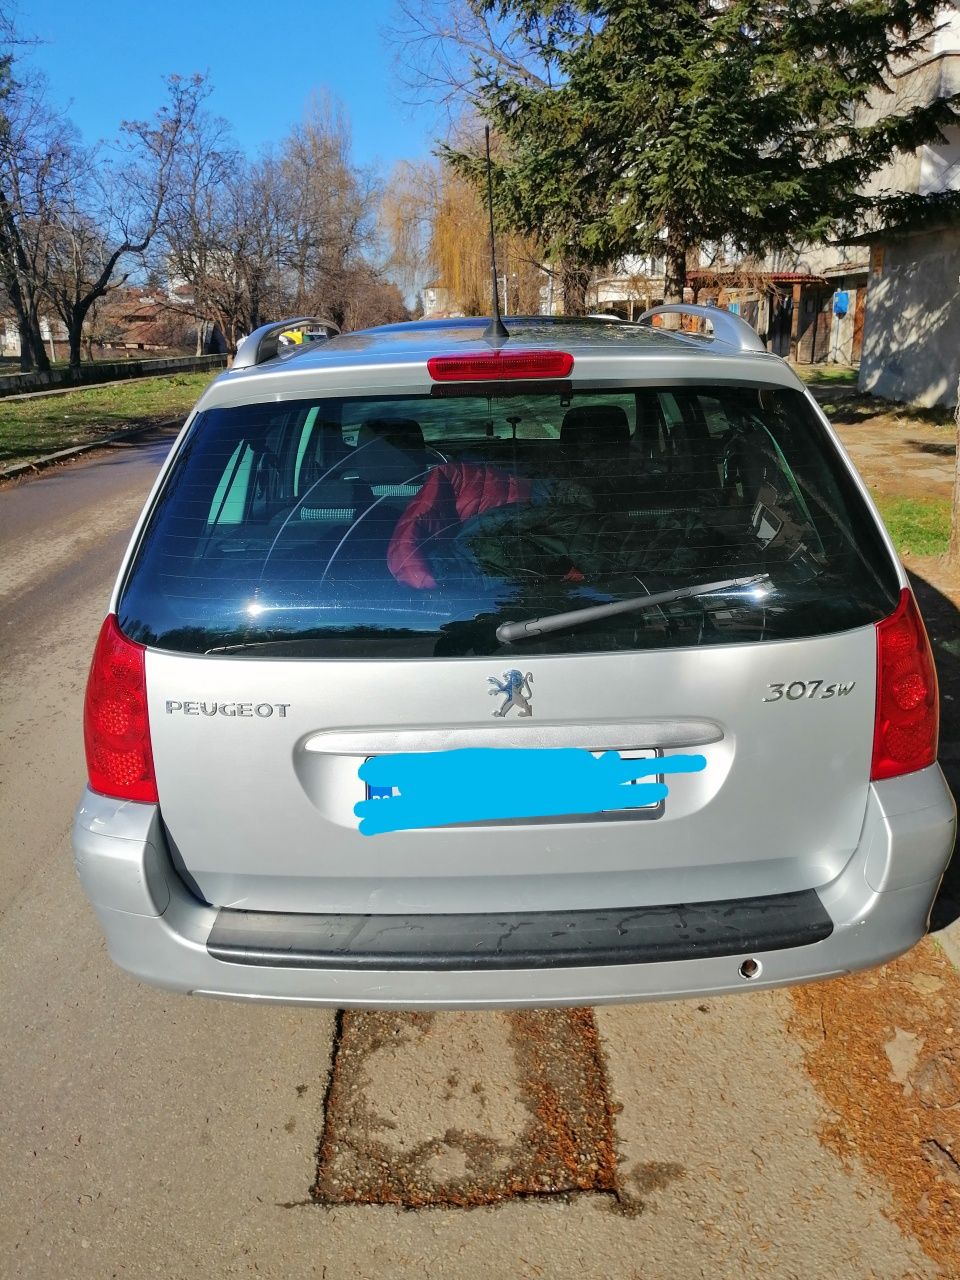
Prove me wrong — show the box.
[206,891,834,969]
[72,765,956,1008]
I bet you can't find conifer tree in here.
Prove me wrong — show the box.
[443,0,959,305]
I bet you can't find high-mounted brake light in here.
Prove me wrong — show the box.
[871,588,939,781]
[427,350,574,382]
[83,615,158,803]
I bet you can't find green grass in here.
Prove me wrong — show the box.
[794,364,859,387]
[874,495,952,557]
[0,372,217,466]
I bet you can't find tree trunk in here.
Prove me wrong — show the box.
[559,260,591,316]
[17,321,38,372]
[17,330,33,372]
[0,194,51,373]
[67,316,84,372]
[26,319,50,371]
[664,229,687,305]
[950,373,960,565]
[11,299,50,373]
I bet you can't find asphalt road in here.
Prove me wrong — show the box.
[0,435,944,1279]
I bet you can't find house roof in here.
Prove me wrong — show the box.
[690,270,830,286]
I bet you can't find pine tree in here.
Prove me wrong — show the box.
[444,0,960,305]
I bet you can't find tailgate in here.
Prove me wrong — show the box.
[146,626,875,914]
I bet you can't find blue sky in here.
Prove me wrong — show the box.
[21,0,440,176]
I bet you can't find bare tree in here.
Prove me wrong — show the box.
[387,0,561,112]
[0,64,72,370]
[43,74,208,370]
[161,94,388,348]
[380,158,439,299]
[162,86,237,353]
[387,5,605,312]
[276,96,379,326]
[338,266,409,331]
[382,148,545,316]
[186,158,274,351]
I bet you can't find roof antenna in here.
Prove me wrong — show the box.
[483,126,509,343]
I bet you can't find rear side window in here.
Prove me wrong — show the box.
[118,385,899,657]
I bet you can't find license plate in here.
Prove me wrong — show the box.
[364,747,664,821]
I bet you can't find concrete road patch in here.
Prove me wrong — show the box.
[314,1008,617,1207]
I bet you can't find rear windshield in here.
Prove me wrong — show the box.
[118,384,899,658]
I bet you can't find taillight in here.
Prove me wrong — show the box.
[83,615,158,803]
[427,350,574,381]
[871,589,939,781]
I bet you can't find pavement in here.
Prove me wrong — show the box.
[0,431,956,1279]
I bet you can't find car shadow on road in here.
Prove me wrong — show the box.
[909,572,960,932]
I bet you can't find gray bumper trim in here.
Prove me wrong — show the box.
[206,890,834,971]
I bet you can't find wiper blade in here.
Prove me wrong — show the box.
[495,574,771,644]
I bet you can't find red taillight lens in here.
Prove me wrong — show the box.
[871,589,939,781]
[83,615,157,803]
[427,350,574,381]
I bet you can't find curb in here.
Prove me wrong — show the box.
[0,419,180,482]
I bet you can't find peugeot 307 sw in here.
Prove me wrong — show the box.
[72,308,957,1008]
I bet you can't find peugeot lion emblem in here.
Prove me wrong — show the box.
[488,670,534,718]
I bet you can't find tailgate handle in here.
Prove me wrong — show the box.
[303,720,724,755]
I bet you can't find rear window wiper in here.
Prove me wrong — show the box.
[495,574,771,644]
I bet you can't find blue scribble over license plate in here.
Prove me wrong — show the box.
[364,748,664,817]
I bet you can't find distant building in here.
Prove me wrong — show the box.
[854,3,960,407]
[422,282,459,318]
[688,246,870,368]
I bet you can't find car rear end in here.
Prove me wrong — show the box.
[73,319,956,1007]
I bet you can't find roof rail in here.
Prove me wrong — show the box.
[637,304,766,354]
[232,317,341,370]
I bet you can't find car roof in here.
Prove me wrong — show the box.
[196,314,803,412]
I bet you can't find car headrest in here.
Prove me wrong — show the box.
[560,405,630,457]
[355,417,427,486]
[357,417,425,455]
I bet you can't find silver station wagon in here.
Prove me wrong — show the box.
[73,308,957,1008]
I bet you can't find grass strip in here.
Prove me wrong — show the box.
[0,372,216,465]
[875,495,951,557]
[795,365,859,386]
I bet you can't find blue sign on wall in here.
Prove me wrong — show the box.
[833,290,850,317]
